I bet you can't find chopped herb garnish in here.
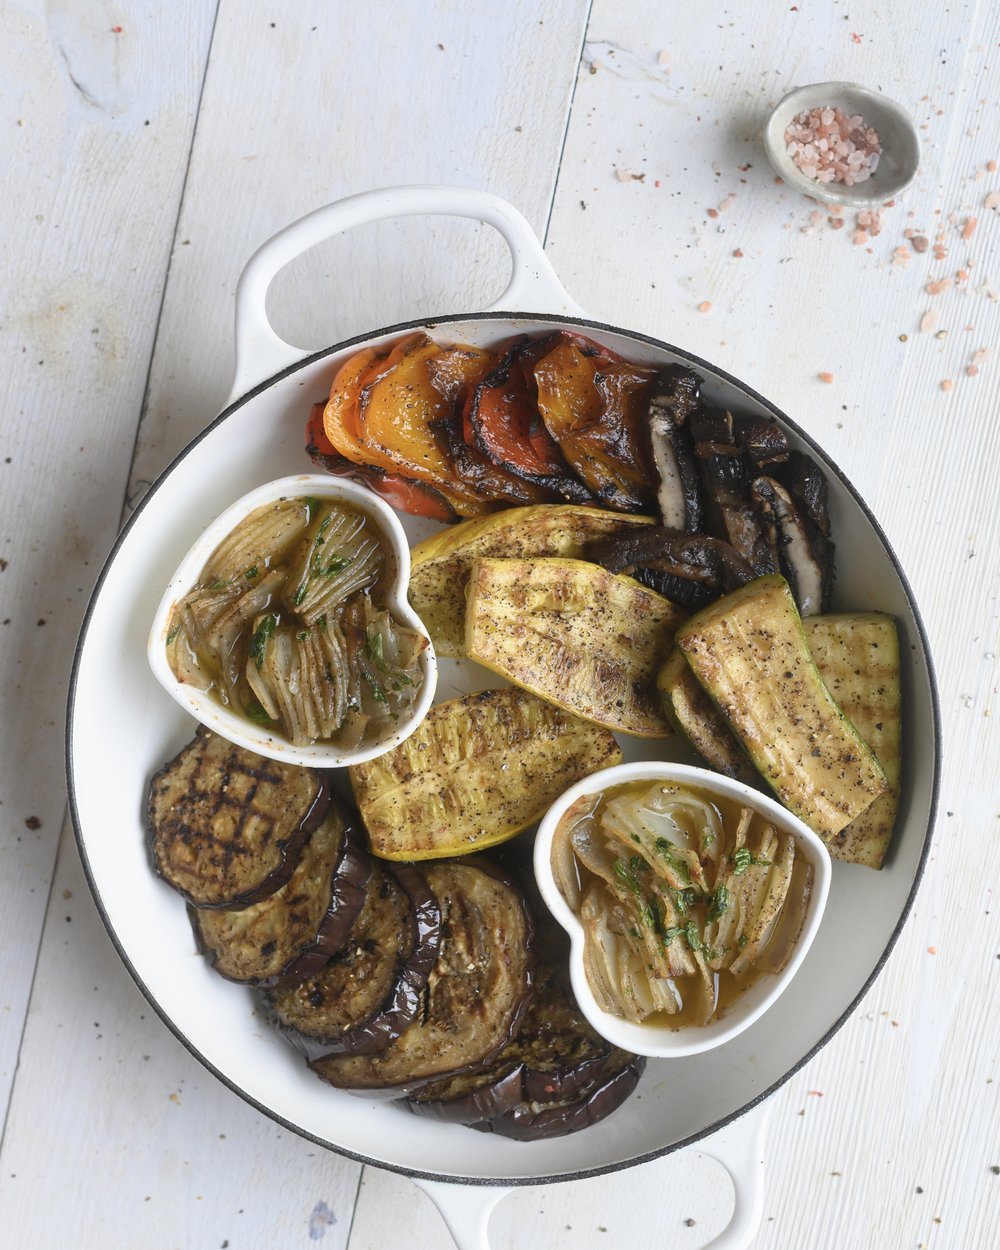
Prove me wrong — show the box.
[249,613,278,669]
[304,496,320,522]
[244,565,259,579]
[315,554,352,578]
[684,920,702,952]
[672,887,698,916]
[165,624,180,646]
[297,630,309,641]
[366,629,388,671]
[707,886,730,922]
[737,932,748,950]
[209,578,228,591]
[653,836,692,884]
[361,671,388,705]
[245,698,273,725]
[732,847,771,875]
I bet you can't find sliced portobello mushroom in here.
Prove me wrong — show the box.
[189,798,370,986]
[689,406,775,576]
[473,1052,646,1142]
[147,726,329,910]
[646,365,704,532]
[777,449,832,536]
[406,918,631,1124]
[750,476,835,616]
[588,527,756,609]
[733,413,790,472]
[263,862,440,1058]
[310,860,534,1095]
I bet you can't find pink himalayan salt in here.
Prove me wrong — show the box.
[697,301,712,313]
[818,371,835,383]
[940,379,954,392]
[919,309,940,333]
[785,106,881,187]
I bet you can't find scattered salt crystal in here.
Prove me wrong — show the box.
[933,243,948,260]
[984,191,1000,211]
[966,365,979,377]
[912,235,930,253]
[657,49,671,65]
[989,160,998,172]
[615,166,632,182]
[920,309,940,333]
[697,301,712,313]
[892,246,911,265]
[828,217,844,229]
[719,193,737,212]
[962,217,978,239]
[972,347,991,365]
[852,229,869,245]
[707,207,719,219]
[940,379,954,392]
[732,248,744,258]
[818,371,835,384]
[810,209,824,226]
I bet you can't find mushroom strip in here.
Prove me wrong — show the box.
[646,366,704,532]
[588,527,756,597]
[750,477,834,616]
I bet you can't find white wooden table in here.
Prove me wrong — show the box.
[2,3,998,1247]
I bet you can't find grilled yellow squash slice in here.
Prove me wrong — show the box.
[675,575,888,840]
[465,557,683,737]
[408,504,654,657]
[348,687,622,860]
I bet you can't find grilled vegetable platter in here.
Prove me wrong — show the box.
[67,189,938,1199]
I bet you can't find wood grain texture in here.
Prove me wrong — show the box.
[0,0,215,1130]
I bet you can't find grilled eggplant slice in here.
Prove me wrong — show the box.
[473,1052,645,1141]
[407,504,654,657]
[310,861,534,1094]
[264,862,440,1057]
[407,916,634,1124]
[676,575,888,839]
[189,800,370,986]
[465,557,683,737]
[147,727,329,910]
[349,688,621,860]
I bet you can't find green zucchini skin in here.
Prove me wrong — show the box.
[675,575,888,840]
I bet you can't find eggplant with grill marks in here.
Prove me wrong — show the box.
[310,860,534,1095]
[189,798,370,987]
[406,914,639,1129]
[263,862,441,1058]
[147,726,329,910]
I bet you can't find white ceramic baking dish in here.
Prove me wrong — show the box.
[67,186,940,1250]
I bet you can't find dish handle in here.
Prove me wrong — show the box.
[229,185,586,402]
[411,1098,771,1250]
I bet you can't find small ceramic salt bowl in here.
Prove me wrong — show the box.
[147,473,437,768]
[533,760,832,1059]
[764,81,921,208]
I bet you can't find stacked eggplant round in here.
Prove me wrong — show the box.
[147,728,643,1139]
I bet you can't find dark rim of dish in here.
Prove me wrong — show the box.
[64,309,943,1188]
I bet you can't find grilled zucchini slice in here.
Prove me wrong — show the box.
[802,613,901,868]
[348,687,622,860]
[465,557,683,737]
[675,575,887,839]
[407,504,653,657]
[656,648,757,784]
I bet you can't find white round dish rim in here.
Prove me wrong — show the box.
[146,471,438,768]
[533,760,832,1059]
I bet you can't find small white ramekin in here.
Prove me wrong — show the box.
[763,81,921,208]
[533,760,831,1059]
[147,473,437,768]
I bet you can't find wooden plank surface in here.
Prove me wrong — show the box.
[0,0,216,1128]
[1,0,998,1247]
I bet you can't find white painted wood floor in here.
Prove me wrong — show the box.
[2,2,998,1247]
